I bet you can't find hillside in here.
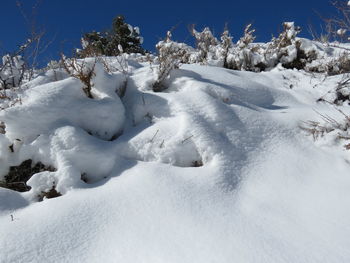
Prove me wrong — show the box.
[1,43,350,262]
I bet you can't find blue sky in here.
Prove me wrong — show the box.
[0,0,335,64]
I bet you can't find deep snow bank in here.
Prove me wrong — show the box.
[0,61,350,263]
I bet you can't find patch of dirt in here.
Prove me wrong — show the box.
[0,159,56,192]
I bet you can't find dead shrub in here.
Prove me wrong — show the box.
[300,108,350,149]
[38,185,61,201]
[61,54,96,98]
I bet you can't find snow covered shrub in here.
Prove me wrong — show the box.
[78,15,145,58]
[220,29,234,68]
[61,55,96,98]
[299,1,350,74]
[322,0,350,42]
[0,94,22,111]
[0,55,26,89]
[317,74,350,105]
[236,24,261,70]
[99,45,129,75]
[305,49,350,76]
[190,26,219,63]
[265,22,300,68]
[284,39,317,70]
[301,108,350,149]
[326,53,350,75]
[333,76,350,104]
[153,31,189,92]
[0,55,27,110]
[45,60,67,82]
[224,24,266,71]
[0,33,47,90]
[301,119,336,141]
[109,15,144,54]
[78,31,107,57]
[185,22,319,72]
[98,45,129,97]
[304,48,350,76]
[237,24,256,49]
[264,22,317,70]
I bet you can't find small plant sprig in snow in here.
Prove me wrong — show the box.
[301,108,350,149]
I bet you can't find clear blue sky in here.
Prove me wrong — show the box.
[0,0,335,65]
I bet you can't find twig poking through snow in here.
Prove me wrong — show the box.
[150,129,159,143]
[182,135,194,144]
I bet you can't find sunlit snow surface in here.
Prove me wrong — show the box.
[0,59,350,262]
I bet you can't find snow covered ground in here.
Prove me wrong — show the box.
[1,58,350,262]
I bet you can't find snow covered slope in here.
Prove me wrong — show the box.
[0,61,350,263]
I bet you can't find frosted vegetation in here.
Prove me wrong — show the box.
[1,6,350,263]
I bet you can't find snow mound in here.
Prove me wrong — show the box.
[0,74,125,143]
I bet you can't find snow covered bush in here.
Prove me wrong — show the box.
[316,74,350,105]
[237,23,256,49]
[100,46,129,74]
[322,0,350,42]
[61,56,96,98]
[304,1,350,75]
[0,55,26,89]
[224,22,319,72]
[303,47,350,76]
[190,26,219,64]
[153,31,189,92]
[219,29,234,68]
[225,24,266,71]
[109,15,144,54]
[61,54,130,99]
[301,108,350,150]
[98,47,129,97]
[0,34,50,95]
[0,51,34,110]
[78,31,107,57]
[265,22,307,69]
[183,22,319,72]
[44,60,67,82]
[75,20,346,76]
[78,15,145,58]
[326,53,350,75]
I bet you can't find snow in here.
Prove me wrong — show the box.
[0,72,125,143]
[1,56,350,262]
[337,28,347,36]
